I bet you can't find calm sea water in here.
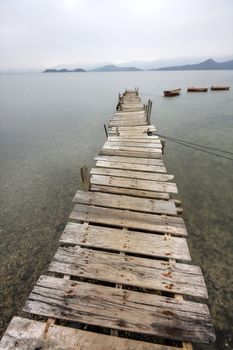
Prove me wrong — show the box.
[0,71,232,349]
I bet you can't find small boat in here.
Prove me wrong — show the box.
[210,86,230,91]
[163,89,181,97]
[187,87,208,92]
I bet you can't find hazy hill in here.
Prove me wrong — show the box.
[91,64,142,72]
[151,59,233,71]
[44,68,86,73]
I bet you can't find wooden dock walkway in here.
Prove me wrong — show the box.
[0,89,215,349]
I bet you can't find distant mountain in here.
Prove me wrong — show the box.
[43,68,86,73]
[151,59,233,71]
[91,64,142,72]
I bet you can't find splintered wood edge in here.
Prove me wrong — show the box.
[0,317,183,350]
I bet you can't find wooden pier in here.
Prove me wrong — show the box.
[0,89,215,349]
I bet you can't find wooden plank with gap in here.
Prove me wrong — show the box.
[99,149,162,158]
[70,204,187,236]
[108,121,147,127]
[94,155,164,165]
[91,184,170,199]
[110,125,156,131]
[49,246,207,298]
[90,168,173,181]
[107,137,160,143]
[115,111,146,115]
[108,135,159,140]
[1,317,182,350]
[109,116,146,121]
[103,145,162,153]
[90,174,177,193]
[24,275,215,344]
[72,190,177,215]
[95,160,167,173]
[60,222,191,261]
[104,141,162,148]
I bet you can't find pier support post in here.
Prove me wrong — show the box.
[146,100,152,124]
[80,164,90,191]
[161,139,165,154]
[104,124,108,138]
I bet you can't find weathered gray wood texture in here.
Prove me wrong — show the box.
[60,222,191,261]
[95,155,164,165]
[95,160,167,173]
[24,276,215,344]
[90,167,174,181]
[49,246,207,298]
[73,190,177,215]
[1,317,181,350]
[70,203,187,236]
[90,174,177,193]
[90,184,170,199]
[99,148,162,159]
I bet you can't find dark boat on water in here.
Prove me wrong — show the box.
[187,87,208,92]
[210,86,230,91]
[163,88,181,97]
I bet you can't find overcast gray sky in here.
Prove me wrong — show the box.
[0,0,232,70]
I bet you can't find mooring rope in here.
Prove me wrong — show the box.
[153,133,233,161]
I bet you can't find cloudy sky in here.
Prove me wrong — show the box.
[0,0,232,70]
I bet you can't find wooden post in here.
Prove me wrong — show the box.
[145,105,148,122]
[174,199,182,206]
[104,124,108,138]
[161,139,165,154]
[147,100,151,124]
[80,164,90,191]
[149,100,152,118]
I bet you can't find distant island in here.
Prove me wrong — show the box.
[150,59,233,71]
[43,68,86,73]
[43,65,142,73]
[91,65,142,72]
[43,59,233,73]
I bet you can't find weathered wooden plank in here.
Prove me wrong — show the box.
[70,204,187,236]
[90,168,173,182]
[109,121,147,127]
[110,125,156,132]
[99,149,162,159]
[73,190,177,215]
[120,109,144,113]
[103,145,162,153]
[107,137,160,143]
[122,102,143,105]
[121,106,144,110]
[109,116,146,120]
[95,160,167,173]
[91,184,170,200]
[95,155,164,165]
[104,141,162,148]
[108,135,159,140]
[1,317,179,350]
[90,175,177,193]
[24,275,215,344]
[111,112,145,116]
[108,132,154,137]
[109,116,146,121]
[60,222,191,261]
[49,246,207,298]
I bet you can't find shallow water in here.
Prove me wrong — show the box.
[0,71,233,349]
